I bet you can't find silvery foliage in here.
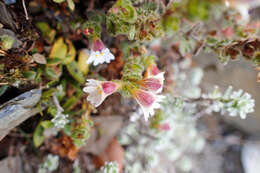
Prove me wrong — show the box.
[51,110,69,129]
[73,159,81,173]
[51,94,69,129]
[172,63,203,99]
[118,64,205,173]
[100,162,119,173]
[203,86,255,119]
[37,154,59,173]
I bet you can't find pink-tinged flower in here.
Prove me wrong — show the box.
[83,79,119,107]
[139,72,165,93]
[158,123,171,131]
[131,89,165,120]
[86,39,115,66]
[221,27,234,39]
[145,63,160,77]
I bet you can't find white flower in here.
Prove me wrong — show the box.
[83,79,119,107]
[131,89,165,120]
[100,161,119,173]
[86,39,114,66]
[87,48,115,66]
[51,111,69,129]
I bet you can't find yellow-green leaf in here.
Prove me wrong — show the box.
[33,124,44,147]
[77,49,89,75]
[36,22,56,43]
[63,39,76,64]
[66,61,85,84]
[49,37,67,60]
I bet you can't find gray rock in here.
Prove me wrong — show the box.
[0,2,16,31]
[242,140,260,173]
[81,116,123,155]
[0,157,22,173]
[0,89,42,140]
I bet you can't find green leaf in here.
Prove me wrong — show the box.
[42,88,56,99]
[47,58,63,65]
[33,124,44,147]
[41,120,54,128]
[36,22,56,43]
[207,37,218,45]
[0,34,14,50]
[163,15,179,32]
[77,49,89,75]
[45,67,59,79]
[187,0,209,20]
[49,37,68,60]
[66,61,85,84]
[63,39,76,64]
[128,25,136,40]
[0,85,8,97]
[63,96,78,110]
[47,106,57,116]
[22,71,36,80]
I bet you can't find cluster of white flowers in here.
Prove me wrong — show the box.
[37,154,59,173]
[51,94,69,129]
[203,86,255,119]
[100,161,119,173]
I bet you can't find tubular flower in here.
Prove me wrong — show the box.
[139,72,165,93]
[83,79,119,107]
[131,89,165,120]
[86,39,115,66]
[145,63,160,77]
[158,123,171,131]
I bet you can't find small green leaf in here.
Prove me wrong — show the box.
[41,120,54,128]
[66,61,85,84]
[0,34,14,50]
[33,124,44,147]
[45,67,59,79]
[163,15,179,32]
[47,58,63,65]
[22,71,36,80]
[36,22,56,43]
[42,88,56,99]
[49,37,67,60]
[63,96,78,110]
